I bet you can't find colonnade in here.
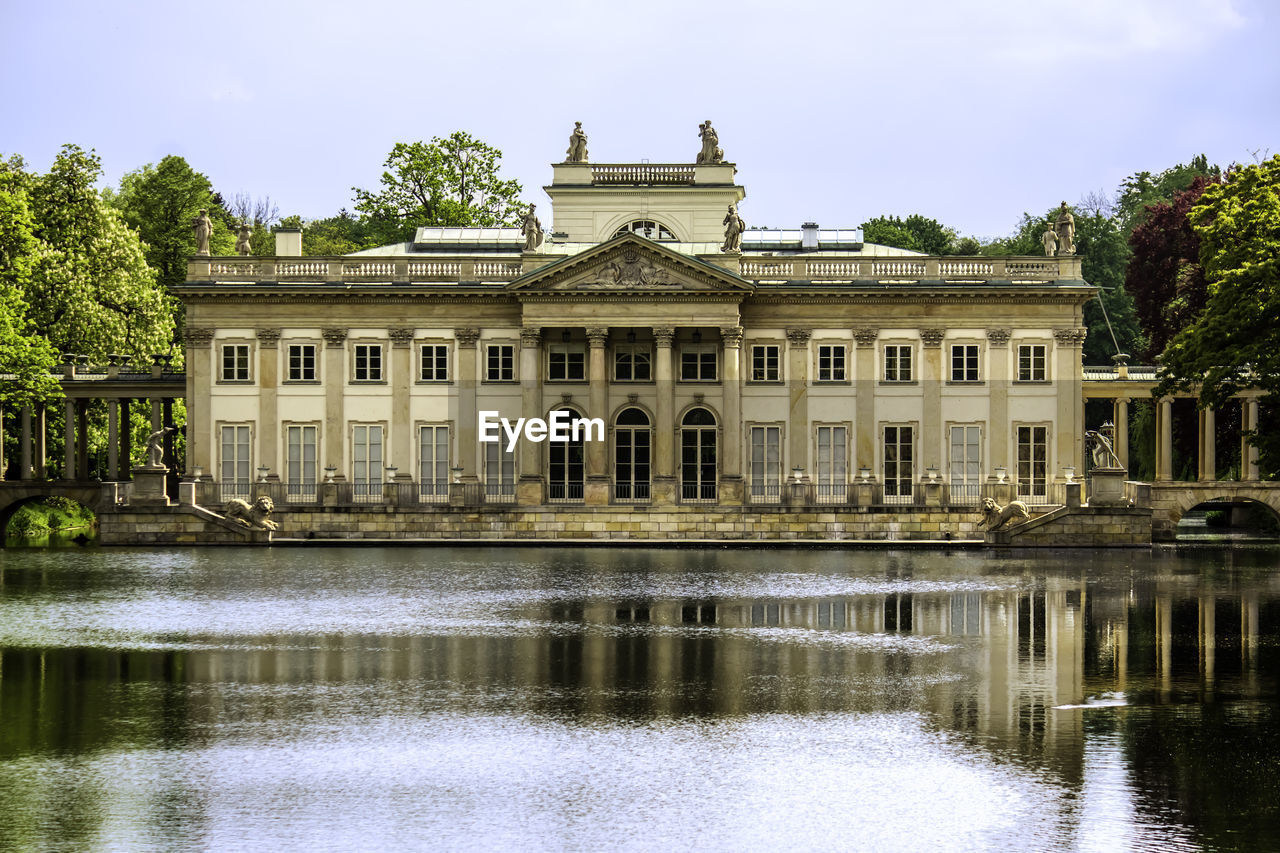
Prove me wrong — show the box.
[1096,395,1261,481]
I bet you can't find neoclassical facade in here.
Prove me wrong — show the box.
[177,145,1094,510]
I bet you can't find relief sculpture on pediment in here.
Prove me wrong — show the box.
[580,250,680,289]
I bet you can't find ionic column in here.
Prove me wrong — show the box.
[516,327,543,503]
[1243,398,1260,480]
[920,328,944,475]
[653,327,676,504]
[64,398,76,480]
[454,328,481,481]
[20,405,33,481]
[257,328,280,476]
[322,329,348,478]
[1198,407,1216,482]
[183,327,214,477]
[986,329,1011,478]
[1156,397,1173,480]
[786,328,812,473]
[108,398,119,479]
[854,329,878,476]
[720,326,744,505]
[1114,397,1130,471]
[585,327,610,505]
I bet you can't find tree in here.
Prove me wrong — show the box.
[352,132,524,242]
[1156,156,1280,471]
[860,214,959,254]
[1116,154,1220,236]
[1124,178,1213,359]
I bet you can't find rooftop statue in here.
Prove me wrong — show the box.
[521,203,544,252]
[721,203,745,253]
[193,209,213,256]
[1041,222,1058,257]
[566,122,589,163]
[1055,202,1076,255]
[236,223,253,256]
[697,121,724,164]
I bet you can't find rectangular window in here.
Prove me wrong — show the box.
[817,345,847,382]
[419,425,449,501]
[352,424,383,502]
[484,441,516,502]
[951,344,980,382]
[883,425,914,501]
[748,425,781,503]
[354,344,383,382]
[1018,344,1047,381]
[614,345,652,381]
[751,345,780,382]
[949,425,982,504]
[548,344,586,381]
[884,345,912,382]
[287,344,316,382]
[680,347,717,381]
[816,426,848,503]
[221,344,250,382]
[286,425,317,501]
[420,344,449,382]
[486,344,515,381]
[219,424,251,500]
[1017,425,1048,498]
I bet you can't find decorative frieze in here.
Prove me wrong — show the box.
[920,328,945,348]
[652,327,675,347]
[518,327,541,347]
[389,328,415,348]
[256,328,281,349]
[786,328,812,348]
[322,328,348,348]
[1053,327,1088,347]
[720,326,744,347]
[183,327,214,348]
[986,328,1012,347]
[853,328,879,347]
[455,328,482,347]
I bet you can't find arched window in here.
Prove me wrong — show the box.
[615,408,651,502]
[548,408,585,502]
[680,408,717,502]
[614,220,677,241]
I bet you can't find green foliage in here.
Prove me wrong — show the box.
[6,497,95,539]
[1156,156,1280,473]
[353,132,524,242]
[1117,154,1221,236]
[860,214,960,254]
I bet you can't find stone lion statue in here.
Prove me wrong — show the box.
[224,496,279,531]
[979,497,1030,531]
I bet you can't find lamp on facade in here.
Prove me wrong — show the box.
[324,465,337,484]
[256,465,270,482]
[561,329,571,343]
[626,330,637,344]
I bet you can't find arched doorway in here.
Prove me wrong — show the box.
[681,408,717,502]
[615,407,651,502]
[547,407,586,502]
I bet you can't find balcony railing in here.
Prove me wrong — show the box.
[613,483,651,503]
[748,483,782,504]
[547,482,585,504]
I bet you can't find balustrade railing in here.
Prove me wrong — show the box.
[591,164,695,185]
[748,483,782,504]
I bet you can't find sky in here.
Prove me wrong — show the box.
[3,0,1276,240]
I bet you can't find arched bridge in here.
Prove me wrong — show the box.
[0,481,116,531]
[1149,481,1280,540]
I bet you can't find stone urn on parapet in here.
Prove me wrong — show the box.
[131,426,176,506]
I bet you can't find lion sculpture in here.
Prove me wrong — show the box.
[979,497,1030,531]
[224,496,279,531]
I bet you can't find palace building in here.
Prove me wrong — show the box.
[175,133,1095,512]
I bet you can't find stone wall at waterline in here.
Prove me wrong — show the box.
[985,504,1152,547]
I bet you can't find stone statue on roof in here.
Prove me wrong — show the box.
[1055,202,1076,255]
[721,203,745,254]
[697,121,724,164]
[566,122,588,163]
[521,204,544,252]
[192,209,213,256]
[1041,221,1058,257]
[236,223,253,256]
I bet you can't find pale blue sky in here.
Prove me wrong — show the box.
[3,0,1276,239]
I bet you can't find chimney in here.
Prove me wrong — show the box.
[275,227,302,257]
[801,222,819,251]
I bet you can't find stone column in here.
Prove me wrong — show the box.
[853,328,878,478]
[719,325,744,505]
[257,328,280,476]
[1243,398,1260,480]
[150,397,162,432]
[108,398,119,479]
[20,405,32,481]
[34,404,47,479]
[454,328,481,482]
[1114,397,1130,471]
[1053,328,1086,481]
[786,328,812,474]
[1199,593,1216,688]
[184,328,214,476]
[388,328,414,479]
[653,327,676,505]
[585,327,610,505]
[516,327,544,504]
[323,329,348,479]
[64,398,76,480]
[1156,593,1173,700]
[0,405,4,481]
[986,329,1010,480]
[1198,406,1216,482]
[920,328,944,475]
[119,399,131,475]
[1156,398,1173,481]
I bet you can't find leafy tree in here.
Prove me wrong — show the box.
[1156,156,1280,472]
[1124,178,1213,360]
[860,214,958,254]
[1117,154,1221,236]
[353,132,524,242]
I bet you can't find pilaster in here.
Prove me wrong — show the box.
[986,329,1010,478]
[585,327,610,505]
[454,328,481,482]
[184,327,214,476]
[257,328,280,475]
[720,325,744,505]
[920,328,944,476]
[853,328,878,476]
[653,327,676,504]
[323,328,348,478]
[786,328,811,474]
[517,327,544,503]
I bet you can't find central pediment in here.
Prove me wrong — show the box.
[508,234,754,296]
